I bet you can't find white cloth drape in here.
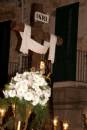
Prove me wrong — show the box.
[20,24,57,63]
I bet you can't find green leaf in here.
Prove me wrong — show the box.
[0,98,9,110]
[30,104,50,130]
[16,102,26,121]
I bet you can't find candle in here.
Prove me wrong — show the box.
[53,117,58,127]
[0,108,6,117]
[17,121,21,130]
[53,117,58,130]
[0,108,6,125]
[63,122,69,130]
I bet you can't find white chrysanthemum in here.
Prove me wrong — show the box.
[32,95,40,106]
[3,71,51,106]
[43,88,51,98]
[39,97,49,106]
[24,91,34,101]
[16,89,24,100]
[7,90,16,98]
[3,90,9,98]
[13,73,22,82]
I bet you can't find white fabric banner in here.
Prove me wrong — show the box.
[20,24,57,63]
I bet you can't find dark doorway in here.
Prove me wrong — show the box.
[0,21,11,89]
[53,2,79,82]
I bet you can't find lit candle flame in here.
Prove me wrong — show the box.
[53,117,58,127]
[0,108,6,117]
[63,122,69,130]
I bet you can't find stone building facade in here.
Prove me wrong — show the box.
[1,0,87,130]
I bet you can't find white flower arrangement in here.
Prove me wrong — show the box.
[3,71,51,107]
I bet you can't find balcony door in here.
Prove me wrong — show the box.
[53,2,79,82]
[0,21,11,88]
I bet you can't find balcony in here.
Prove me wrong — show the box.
[8,49,87,84]
[52,49,87,130]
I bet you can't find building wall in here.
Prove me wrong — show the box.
[0,0,87,130]
[9,0,87,63]
[51,1,87,130]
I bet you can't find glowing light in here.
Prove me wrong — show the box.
[17,121,21,130]
[63,122,69,130]
[0,108,6,117]
[53,117,58,127]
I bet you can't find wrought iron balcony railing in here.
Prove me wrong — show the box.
[76,49,87,83]
[8,49,87,83]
